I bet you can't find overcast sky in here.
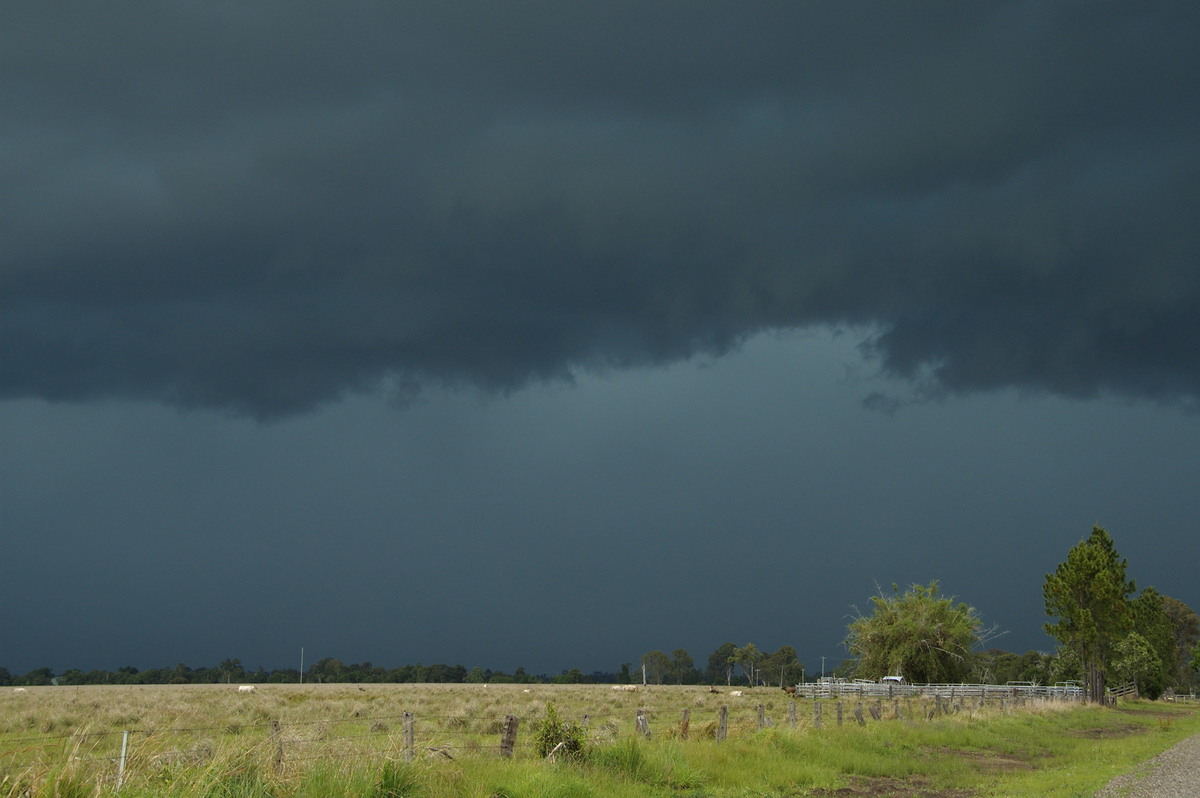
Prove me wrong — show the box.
[3,2,1198,678]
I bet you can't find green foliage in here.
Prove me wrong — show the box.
[668,649,695,684]
[589,736,649,780]
[1043,526,1135,702]
[731,643,764,685]
[533,703,587,761]
[1111,632,1160,692]
[1163,595,1200,690]
[845,581,981,683]
[760,645,803,687]
[1129,587,1174,698]
[705,642,738,685]
[639,650,670,685]
[375,761,419,797]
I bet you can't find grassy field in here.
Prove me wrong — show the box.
[3,683,1198,797]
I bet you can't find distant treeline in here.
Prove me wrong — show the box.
[0,648,1057,689]
[0,659,620,687]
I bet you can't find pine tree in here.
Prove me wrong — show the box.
[1043,526,1135,703]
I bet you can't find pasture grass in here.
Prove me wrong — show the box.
[1,684,1197,797]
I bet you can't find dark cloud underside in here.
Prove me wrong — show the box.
[4,2,1198,417]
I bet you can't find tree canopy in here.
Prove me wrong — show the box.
[845,581,982,684]
[1043,526,1136,702]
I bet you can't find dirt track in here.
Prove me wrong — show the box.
[1094,732,1200,797]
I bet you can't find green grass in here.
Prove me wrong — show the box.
[2,685,1198,796]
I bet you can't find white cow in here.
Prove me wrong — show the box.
[237,685,257,693]
[12,687,28,694]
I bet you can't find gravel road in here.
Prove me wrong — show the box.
[1094,733,1200,797]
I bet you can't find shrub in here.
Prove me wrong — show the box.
[533,704,587,761]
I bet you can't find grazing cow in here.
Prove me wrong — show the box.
[12,687,28,694]
[729,690,744,697]
[611,684,639,692]
[237,685,257,693]
[782,685,797,695]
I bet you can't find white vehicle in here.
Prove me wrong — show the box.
[881,675,905,685]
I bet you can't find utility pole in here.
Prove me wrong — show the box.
[821,656,826,679]
[299,648,304,684]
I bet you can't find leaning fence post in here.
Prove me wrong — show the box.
[679,708,690,739]
[854,703,865,725]
[270,720,284,771]
[116,730,129,789]
[635,709,651,738]
[403,712,415,762]
[500,714,519,758]
[716,705,728,742]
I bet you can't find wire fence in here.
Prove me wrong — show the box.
[0,690,1095,788]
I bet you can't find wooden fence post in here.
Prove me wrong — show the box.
[757,704,765,730]
[868,701,881,721]
[636,709,651,739]
[116,730,129,789]
[853,703,865,725]
[403,712,415,762]
[679,708,690,739]
[270,720,284,771]
[788,701,797,728]
[814,701,823,729]
[836,701,843,727]
[499,715,519,758]
[716,706,728,742]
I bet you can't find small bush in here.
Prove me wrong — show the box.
[533,704,588,761]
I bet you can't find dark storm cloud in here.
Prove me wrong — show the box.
[4,2,1198,416]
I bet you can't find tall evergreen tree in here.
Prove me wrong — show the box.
[1043,526,1135,703]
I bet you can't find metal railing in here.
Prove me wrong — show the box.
[793,680,1084,701]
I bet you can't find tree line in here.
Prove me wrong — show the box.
[0,660,555,688]
[843,527,1199,700]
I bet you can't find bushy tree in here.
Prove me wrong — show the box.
[1111,632,1160,692]
[1043,526,1135,702]
[640,650,670,685]
[845,581,982,684]
[706,643,738,685]
[1163,596,1200,690]
[761,646,803,687]
[730,644,764,685]
[668,649,695,684]
[1130,587,1174,699]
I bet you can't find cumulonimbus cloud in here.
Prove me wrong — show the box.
[3,2,1198,417]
